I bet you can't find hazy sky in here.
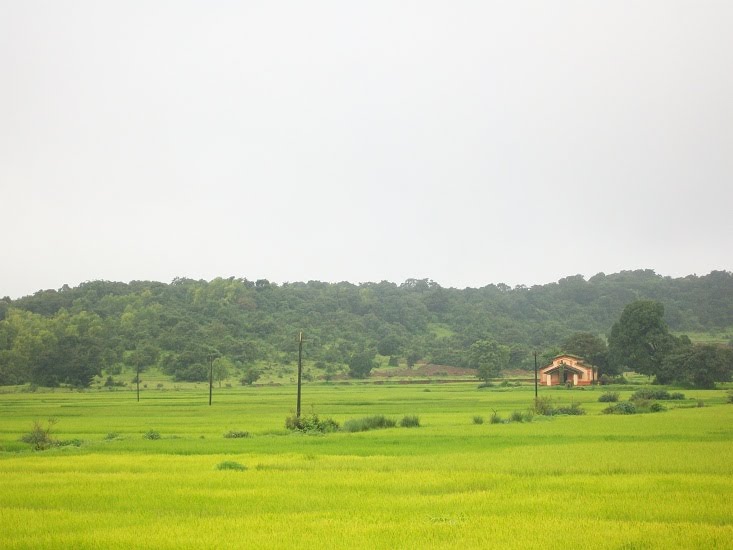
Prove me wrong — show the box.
[2,1,732,298]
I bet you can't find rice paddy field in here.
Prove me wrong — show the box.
[1,383,732,549]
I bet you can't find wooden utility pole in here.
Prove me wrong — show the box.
[533,351,538,406]
[209,355,214,406]
[296,331,304,418]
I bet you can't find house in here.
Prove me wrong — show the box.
[539,354,597,386]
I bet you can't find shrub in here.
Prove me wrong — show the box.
[342,415,396,433]
[216,461,247,471]
[553,403,585,416]
[649,402,666,412]
[399,415,420,428]
[598,391,619,403]
[285,413,339,434]
[104,432,119,440]
[472,415,484,425]
[143,430,161,440]
[223,430,250,439]
[57,438,83,447]
[697,399,705,408]
[510,410,524,422]
[603,402,637,415]
[534,396,554,416]
[21,418,58,451]
[631,389,684,401]
[489,410,502,424]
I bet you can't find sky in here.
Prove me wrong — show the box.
[1,1,732,299]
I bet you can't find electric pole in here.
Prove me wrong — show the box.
[296,331,304,418]
[209,354,214,406]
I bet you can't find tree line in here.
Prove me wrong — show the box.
[0,269,731,387]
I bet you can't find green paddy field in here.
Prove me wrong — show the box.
[1,383,732,549]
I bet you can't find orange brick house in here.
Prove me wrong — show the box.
[539,354,597,386]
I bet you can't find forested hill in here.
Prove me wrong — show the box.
[1,270,732,386]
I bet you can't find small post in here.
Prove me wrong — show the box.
[136,362,140,403]
[209,355,214,406]
[296,331,304,418]
[533,351,538,406]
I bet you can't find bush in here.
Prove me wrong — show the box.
[534,396,554,416]
[223,430,250,439]
[510,410,524,422]
[489,410,502,424]
[598,391,620,403]
[472,415,484,425]
[603,402,637,415]
[143,430,161,440]
[20,418,58,451]
[216,461,247,471]
[285,413,339,434]
[104,432,119,440]
[631,389,685,401]
[553,403,585,416]
[399,415,420,428]
[649,402,666,412]
[342,415,396,433]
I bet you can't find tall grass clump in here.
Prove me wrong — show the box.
[489,410,503,424]
[216,461,247,471]
[534,396,554,416]
[285,413,339,434]
[223,430,250,439]
[399,415,420,428]
[143,430,161,440]
[342,415,396,433]
[598,391,619,403]
[603,402,637,415]
[20,418,58,450]
[472,415,484,425]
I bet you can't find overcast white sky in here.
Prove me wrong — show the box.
[1,1,732,298]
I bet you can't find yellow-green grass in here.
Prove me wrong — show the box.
[1,384,732,549]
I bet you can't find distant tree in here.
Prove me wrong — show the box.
[657,343,733,388]
[561,332,612,375]
[240,366,261,385]
[469,339,510,383]
[608,300,674,377]
[348,351,377,379]
[377,334,402,357]
[212,357,233,387]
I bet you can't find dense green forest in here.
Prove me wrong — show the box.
[1,270,732,387]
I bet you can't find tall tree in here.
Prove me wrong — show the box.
[561,332,611,374]
[469,339,509,383]
[608,300,674,376]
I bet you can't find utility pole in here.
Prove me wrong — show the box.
[533,351,538,406]
[296,331,304,418]
[209,355,214,406]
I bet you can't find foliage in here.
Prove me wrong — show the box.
[657,344,733,388]
[553,403,585,416]
[398,415,420,428]
[472,415,484,424]
[533,396,554,416]
[561,332,611,375]
[598,391,619,403]
[630,389,685,401]
[347,351,377,379]
[216,461,247,471]
[20,418,58,450]
[603,402,637,415]
[1,271,732,386]
[608,300,675,376]
[240,367,261,385]
[285,413,339,434]
[342,415,396,433]
[489,410,503,424]
[223,430,250,439]
[469,339,509,383]
[143,430,161,440]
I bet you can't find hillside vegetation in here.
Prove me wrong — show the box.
[0,269,731,387]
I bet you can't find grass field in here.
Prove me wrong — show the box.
[1,383,732,549]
